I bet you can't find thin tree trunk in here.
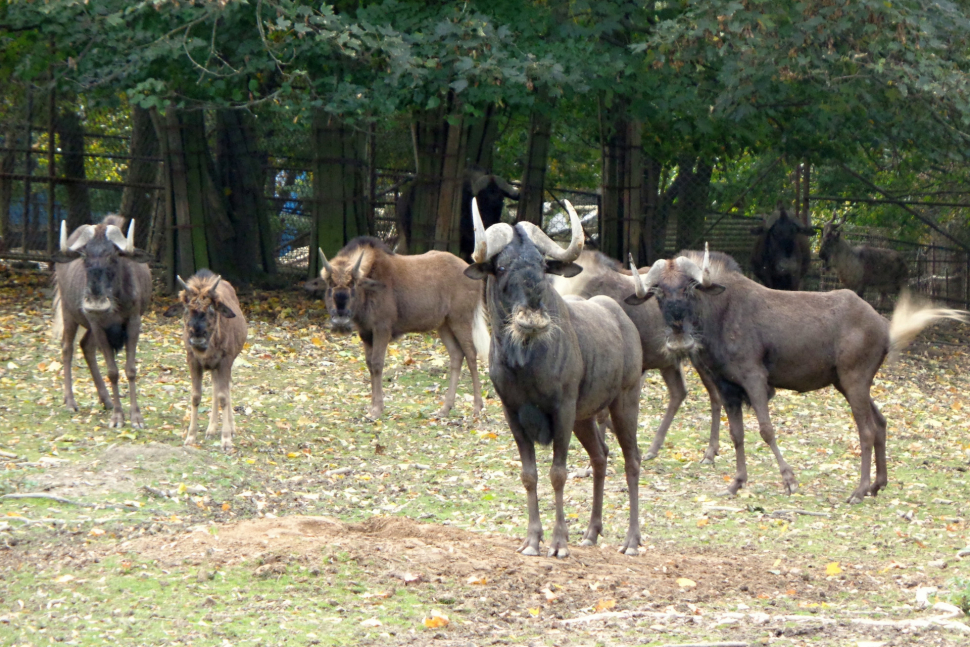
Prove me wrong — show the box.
[0,127,17,248]
[675,158,713,252]
[641,156,662,263]
[57,109,90,232]
[599,104,642,261]
[518,96,553,226]
[119,106,160,250]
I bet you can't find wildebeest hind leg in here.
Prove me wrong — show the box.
[572,418,606,547]
[436,325,464,417]
[79,329,112,409]
[608,388,642,556]
[843,384,881,504]
[61,318,80,411]
[724,404,747,496]
[125,315,144,428]
[644,365,686,460]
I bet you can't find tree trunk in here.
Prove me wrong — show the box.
[216,109,276,282]
[309,111,368,278]
[517,96,553,226]
[641,156,663,263]
[0,127,17,248]
[675,158,713,252]
[119,106,160,250]
[407,98,467,255]
[599,105,643,262]
[57,109,91,232]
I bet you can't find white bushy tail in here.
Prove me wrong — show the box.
[472,300,490,364]
[50,282,64,343]
[888,290,969,362]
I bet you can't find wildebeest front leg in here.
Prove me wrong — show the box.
[609,387,642,556]
[644,364,687,460]
[548,405,576,559]
[125,315,144,428]
[90,328,125,427]
[697,366,723,464]
[61,318,80,411]
[508,410,543,556]
[208,365,235,452]
[362,329,390,419]
[204,378,221,441]
[572,417,607,547]
[185,358,204,446]
[746,383,797,494]
[724,403,748,496]
[79,329,112,408]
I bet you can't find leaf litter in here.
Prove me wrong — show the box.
[0,262,969,645]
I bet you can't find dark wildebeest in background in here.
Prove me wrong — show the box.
[163,270,248,451]
[749,206,816,291]
[317,237,488,419]
[819,215,909,306]
[465,199,644,558]
[52,216,152,427]
[395,165,520,260]
[626,246,967,503]
[552,250,724,463]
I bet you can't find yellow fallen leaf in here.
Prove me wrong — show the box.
[423,611,449,628]
[696,518,708,527]
[221,502,231,511]
[177,483,187,495]
[311,337,324,347]
[286,452,299,459]
[676,578,697,589]
[595,599,616,612]
[527,607,540,617]
[826,562,842,576]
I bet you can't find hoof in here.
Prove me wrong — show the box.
[644,451,658,461]
[846,494,864,504]
[620,546,639,557]
[221,442,234,453]
[700,457,714,465]
[547,546,569,559]
[518,545,540,557]
[579,538,596,547]
[717,489,737,498]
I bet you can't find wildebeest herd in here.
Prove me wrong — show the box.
[50,206,967,558]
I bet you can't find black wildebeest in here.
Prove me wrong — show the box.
[163,270,248,451]
[819,215,909,306]
[626,246,967,503]
[552,250,724,463]
[465,199,644,558]
[749,206,816,291]
[396,165,520,260]
[317,237,488,419]
[52,216,152,427]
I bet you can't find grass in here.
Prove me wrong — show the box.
[1,263,969,645]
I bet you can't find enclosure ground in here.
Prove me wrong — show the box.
[1,263,969,646]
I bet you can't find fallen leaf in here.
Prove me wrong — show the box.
[676,578,696,589]
[466,575,487,585]
[595,598,616,612]
[826,562,843,576]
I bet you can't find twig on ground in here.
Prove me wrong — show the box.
[3,516,68,525]
[774,509,832,518]
[2,493,92,507]
[0,450,18,459]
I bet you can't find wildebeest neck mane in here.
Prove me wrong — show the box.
[674,249,741,281]
[341,236,393,256]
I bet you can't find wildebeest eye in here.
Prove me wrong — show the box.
[497,266,506,274]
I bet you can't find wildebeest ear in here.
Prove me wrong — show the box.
[464,262,492,281]
[163,303,184,318]
[544,261,583,278]
[123,249,153,264]
[359,278,384,292]
[624,292,652,306]
[698,283,726,296]
[51,250,81,264]
[214,302,236,318]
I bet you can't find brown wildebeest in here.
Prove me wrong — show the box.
[749,206,816,291]
[51,216,152,428]
[465,199,643,558]
[163,270,248,451]
[626,246,968,503]
[552,250,724,462]
[819,215,909,306]
[317,237,488,419]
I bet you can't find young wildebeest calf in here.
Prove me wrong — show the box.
[52,216,152,428]
[318,237,488,419]
[465,200,643,558]
[164,270,248,451]
[627,246,967,503]
[819,215,909,306]
[553,250,724,463]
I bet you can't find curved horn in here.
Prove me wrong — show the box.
[105,225,128,251]
[59,220,68,252]
[516,199,584,262]
[126,219,135,252]
[318,248,332,277]
[177,275,190,291]
[674,256,705,285]
[471,197,514,263]
[68,225,96,252]
[629,255,668,298]
[210,274,222,293]
[351,250,365,279]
